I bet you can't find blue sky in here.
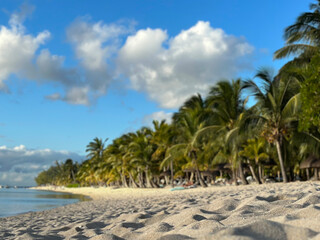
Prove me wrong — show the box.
[0,0,310,185]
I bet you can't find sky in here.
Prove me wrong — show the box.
[0,0,310,186]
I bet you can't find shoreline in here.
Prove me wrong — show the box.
[0,187,90,219]
[31,182,272,200]
[2,181,320,239]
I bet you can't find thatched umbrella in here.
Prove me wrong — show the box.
[159,169,171,177]
[300,155,320,168]
[300,155,320,180]
[211,163,232,178]
[183,168,196,182]
[212,163,226,171]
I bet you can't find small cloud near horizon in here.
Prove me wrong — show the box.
[0,145,84,186]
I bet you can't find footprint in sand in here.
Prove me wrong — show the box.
[192,214,206,221]
[158,234,194,240]
[86,222,109,229]
[90,233,124,240]
[156,222,174,232]
[121,222,144,229]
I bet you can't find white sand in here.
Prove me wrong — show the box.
[1,182,320,239]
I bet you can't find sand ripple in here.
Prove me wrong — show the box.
[1,182,320,239]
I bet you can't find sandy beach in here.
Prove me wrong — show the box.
[1,182,320,239]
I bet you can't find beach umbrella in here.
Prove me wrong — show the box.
[300,155,320,180]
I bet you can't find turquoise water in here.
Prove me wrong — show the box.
[0,188,88,218]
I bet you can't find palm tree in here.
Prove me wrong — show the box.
[206,79,249,185]
[77,159,101,186]
[64,159,77,183]
[151,120,176,186]
[170,94,217,187]
[244,69,301,182]
[128,128,158,188]
[79,137,108,185]
[274,0,320,67]
[239,138,269,184]
[86,137,108,160]
[105,135,139,187]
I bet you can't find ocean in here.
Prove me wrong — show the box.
[0,188,88,218]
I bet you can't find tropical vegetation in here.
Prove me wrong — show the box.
[36,0,320,187]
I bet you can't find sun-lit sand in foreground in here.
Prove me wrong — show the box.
[1,182,320,239]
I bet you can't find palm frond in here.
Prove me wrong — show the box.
[282,93,301,119]
[274,44,318,59]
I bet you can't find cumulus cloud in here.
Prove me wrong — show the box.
[0,6,133,105]
[0,7,255,108]
[0,9,50,92]
[0,145,83,186]
[8,3,35,33]
[118,21,254,109]
[143,111,173,126]
[0,5,80,99]
[64,19,134,104]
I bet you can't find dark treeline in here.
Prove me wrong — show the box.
[36,0,320,188]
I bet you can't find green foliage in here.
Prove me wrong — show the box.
[66,183,80,188]
[35,159,79,186]
[274,0,320,69]
[239,138,269,164]
[299,54,320,131]
[35,0,320,187]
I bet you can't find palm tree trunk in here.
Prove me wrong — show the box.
[170,159,174,187]
[314,168,319,180]
[238,161,248,185]
[138,170,145,188]
[122,174,128,187]
[195,166,207,187]
[193,154,207,187]
[119,172,123,186]
[123,170,129,187]
[128,172,138,188]
[258,164,264,183]
[71,170,76,183]
[190,172,194,182]
[145,168,152,188]
[249,164,260,184]
[275,140,288,183]
[150,178,159,188]
[164,176,169,186]
[232,168,238,185]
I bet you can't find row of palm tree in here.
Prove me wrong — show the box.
[41,70,304,187]
[36,0,320,187]
[35,159,79,186]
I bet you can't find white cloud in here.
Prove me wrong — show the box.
[45,92,62,101]
[143,111,173,126]
[118,21,254,109]
[0,5,81,100]
[8,3,35,33]
[0,16,50,92]
[0,145,83,186]
[0,8,255,108]
[65,19,134,103]
[0,7,133,105]
[67,19,129,71]
[63,86,90,105]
